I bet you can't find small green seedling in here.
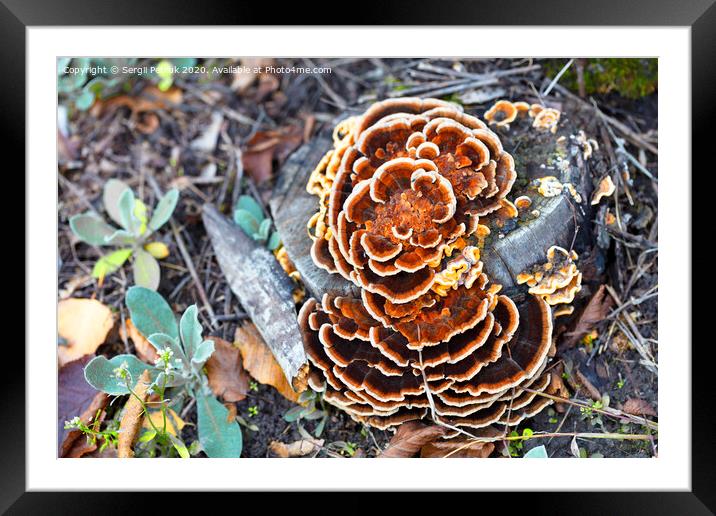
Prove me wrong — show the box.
[507,427,534,457]
[233,195,281,251]
[83,286,243,458]
[155,58,197,91]
[283,389,329,438]
[248,405,259,417]
[64,409,119,453]
[69,179,179,290]
[580,395,610,430]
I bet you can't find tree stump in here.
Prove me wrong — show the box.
[271,106,596,300]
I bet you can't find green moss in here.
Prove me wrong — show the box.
[543,58,657,99]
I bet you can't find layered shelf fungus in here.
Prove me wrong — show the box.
[298,98,561,436]
[516,245,583,306]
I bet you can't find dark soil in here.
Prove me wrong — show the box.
[58,58,657,458]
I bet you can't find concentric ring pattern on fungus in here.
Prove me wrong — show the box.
[300,98,559,434]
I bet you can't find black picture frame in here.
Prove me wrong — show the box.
[7,0,709,512]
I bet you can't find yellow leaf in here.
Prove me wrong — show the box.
[144,241,170,259]
[143,408,185,437]
[58,298,115,367]
[235,323,301,402]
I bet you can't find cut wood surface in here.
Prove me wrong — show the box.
[203,203,307,390]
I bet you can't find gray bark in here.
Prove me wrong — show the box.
[202,204,307,389]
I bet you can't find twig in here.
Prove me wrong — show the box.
[552,83,658,155]
[522,388,658,431]
[542,58,573,97]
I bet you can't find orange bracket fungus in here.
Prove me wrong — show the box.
[296,98,564,433]
[516,245,582,306]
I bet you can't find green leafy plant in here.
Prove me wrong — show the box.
[233,195,281,251]
[580,395,610,430]
[69,180,178,290]
[64,409,119,453]
[58,57,198,111]
[283,389,329,438]
[57,58,139,111]
[507,427,534,457]
[83,286,243,458]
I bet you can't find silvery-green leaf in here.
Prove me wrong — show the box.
[57,57,72,75]
[126,286,178,340]
[233,209,260,236]
[196,390,242,458]
[267,231,281,251]
[75,89,95,111]
[257,218,271,240]
[191,339,215,368]
[103,229,136,246]
[149,188,179,232]
[133,248,160,290]
[84,354,157,395]
[236,195,264,222]
[69,212,117,246]
[148,333,188,369]
[118,188,138,233]
[179,305,202,358]
[524,445,549,458]
[103,179,131,227]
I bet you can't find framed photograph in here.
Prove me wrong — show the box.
[9,0,710,511]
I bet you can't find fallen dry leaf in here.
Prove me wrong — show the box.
[562,285,614,347]
[58,355,110,457]
[120,318,159,364]
[118,370,151,458]
[235,323,299,402]
[58,298,115,367]
[142,408,186,437]
[230,57,275,92]
[269,438,324,458]
[421,437,495,458]
[90,85,183,134]
[380,421,446,458]
[622,398,657,418]
[205,336,249,402]
[575,369,602,402]
[241,126,303,183]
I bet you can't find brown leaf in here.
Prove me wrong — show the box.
[269,438,324,458]
[421,437,495,458]
[380,421,446,458]
[235,323,300,402]
[575,369,602,402]
[58,298,115,367]
[548,365,571,400]
[118,370,151,458]
[241,126,303,183]
[89,85,183,134]
[622,398,657,418]
[58,355,110,457]
[562,285,614,347]
[230,57,275,92]
[120,318,159,364]
[205,336,249,402]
